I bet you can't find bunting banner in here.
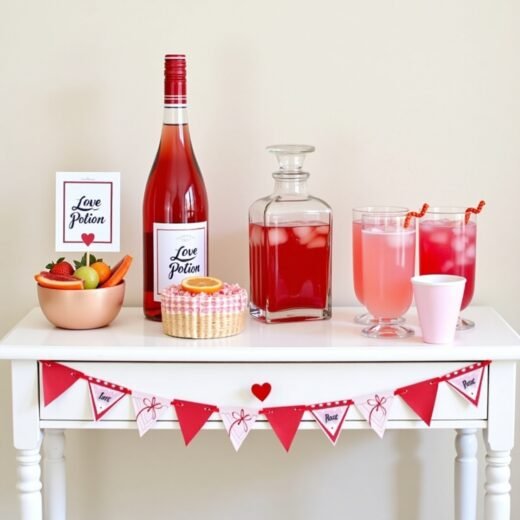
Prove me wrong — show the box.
[395,378,439,426]
[173,399,218,446]
[263,406,306,452]
[444,361,489,407]
[354,392,395,439]
[41,360,83,406]
[220,407,259,451]
[39,360,491,452]
[309,401,351,445]
[88,380,128,421]
[132,391,172,437]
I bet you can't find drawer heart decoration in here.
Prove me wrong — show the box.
[251,382,272,402]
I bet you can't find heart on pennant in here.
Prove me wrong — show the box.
[81,233,95,246]
[251,382,272,402]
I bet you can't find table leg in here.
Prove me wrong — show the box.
[484,360,516,520]
[455,428,478,520]
[16,446,43,520]
[484,447,511,520]
[43,430,66,520]
[12,360,43,520]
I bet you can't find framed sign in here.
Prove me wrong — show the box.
[55,172,121,252]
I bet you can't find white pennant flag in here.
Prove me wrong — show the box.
[309,403,350,445]
[132,391,172,437]
[354,391,394,439]
[88,381,127,421]
[446,365,485,406]
[220,407,259,451]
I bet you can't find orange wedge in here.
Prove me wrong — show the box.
[181,276,223,294]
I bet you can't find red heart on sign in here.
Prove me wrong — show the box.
[251,382,272,402]
[81,233,95,246]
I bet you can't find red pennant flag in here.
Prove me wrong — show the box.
[41,361,83,406]
[445,363,487,406]
[88,380,128,421]
[263,405,305,452]
[173,399,218,446]
[396,378,439,426]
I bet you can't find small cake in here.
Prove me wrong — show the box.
[161,278,248,339]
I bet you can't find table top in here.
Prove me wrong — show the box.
[1,306,519,363]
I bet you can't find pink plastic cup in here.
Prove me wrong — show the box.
[412,275,466,344]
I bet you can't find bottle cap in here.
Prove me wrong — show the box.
[164,54,186,106]
[267,144,315,173]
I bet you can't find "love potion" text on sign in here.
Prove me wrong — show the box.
[56,172,120,252]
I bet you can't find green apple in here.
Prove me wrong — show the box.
[74,266,100,289]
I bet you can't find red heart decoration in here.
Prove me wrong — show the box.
[81,233,95,246]
[251,382,272,402]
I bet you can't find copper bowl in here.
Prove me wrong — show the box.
[37,282,125,330]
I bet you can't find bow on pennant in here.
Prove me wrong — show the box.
[229,409,252,435]
[132,391,172,437]
[136,396,164,421]
[367,394,388,426]
[354,391,395,439]
[219,407,259,451]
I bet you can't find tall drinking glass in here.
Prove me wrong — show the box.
[361,212,416,338]
[352,207,408,325]
[419,207,478,330]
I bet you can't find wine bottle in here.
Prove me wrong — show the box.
[143,54,208,321]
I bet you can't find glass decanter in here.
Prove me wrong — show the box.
[249,145,332,323]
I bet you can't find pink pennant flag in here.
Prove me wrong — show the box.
[354,392,394,439]
[41,361,83,406]
[173,399,218,446]
[445,363,486,406]
[396,377,439,426]
[88,380,127,421]
[220,407,259,451]
[132,391,172,437]
[262,405,305,452]
[309,402,350,445]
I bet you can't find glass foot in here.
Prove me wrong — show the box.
[354,312,373,325]
[355,312,405,326]
[362,320,414,339]
[457,316,475,330]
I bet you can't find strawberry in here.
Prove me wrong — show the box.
[46,257,75,277]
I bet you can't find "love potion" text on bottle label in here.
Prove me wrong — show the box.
[153,222,207,301]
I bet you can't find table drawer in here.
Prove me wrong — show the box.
[40,361,488,423]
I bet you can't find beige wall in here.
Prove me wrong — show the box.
[1,0,519,518]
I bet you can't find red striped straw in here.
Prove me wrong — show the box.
[465,200,486,224]
[404,203,429,228]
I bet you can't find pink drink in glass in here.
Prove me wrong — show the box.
[249,221,331,315]
[363,228,415,318]
[352,220,364,304]
[418,206,479,330]
[352,207,408,323]
[361,213,415,338]
[419,219,477,311]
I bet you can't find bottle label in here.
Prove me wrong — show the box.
[153,222,208,302]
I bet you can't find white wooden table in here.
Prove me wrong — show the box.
[1,306,519,520]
